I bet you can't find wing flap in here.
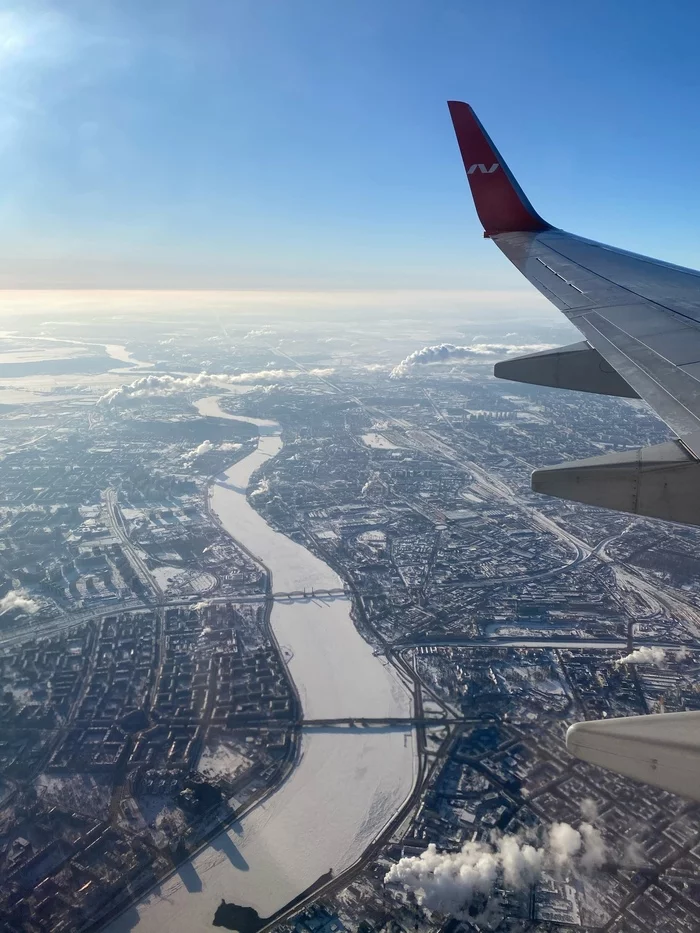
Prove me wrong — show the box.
[494,341,639,398]
[532,433,700,525]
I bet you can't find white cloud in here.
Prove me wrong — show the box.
[97,368,334,406]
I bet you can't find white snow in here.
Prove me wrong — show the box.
[35,773,112,819]
[151,566,217,595]
[210,437,340,593]
[361,432,399,449]
[151,565,182,588]
[198,743,251,781]
[273,599,408,719]
[193,395,279,433]
[121,507,147,521]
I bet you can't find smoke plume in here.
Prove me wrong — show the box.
[0,590,39,616]
[579,822,607,872]
[385,816,608,924]
[183,439,241,465]
[579,797,599,823]
[97,368,334,405]
[189,440,214,458]
[622,839,646,868]
[547,821,583,868]
[250,477,270,499]
[391,342,554,377]
[615,646,666,668]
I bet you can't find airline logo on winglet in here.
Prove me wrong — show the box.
[467,163,499,175]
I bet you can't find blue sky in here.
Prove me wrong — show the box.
[1,0,700,303]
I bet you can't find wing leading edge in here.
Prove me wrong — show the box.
[448,100,700,527]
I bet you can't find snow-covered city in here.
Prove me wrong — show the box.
[0,306,697,933]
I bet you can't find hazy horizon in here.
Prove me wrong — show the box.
[0,287,558,324]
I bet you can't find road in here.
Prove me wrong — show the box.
[0,592,344,651]
[104,487,163,601]
[395,636,687,651]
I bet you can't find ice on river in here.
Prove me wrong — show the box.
[104,397,416,932]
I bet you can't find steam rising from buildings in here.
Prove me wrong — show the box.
[391,342,554,377]
[547,821,584,868]
[579,822,607,871]
[579,797,599,823]
[250,477,270,499]
[0,589,39,616]
[622,839,647,868]
[361,472,388,499]
[182,439,241,465]
[385,814,609,924]
[189,440,214,458]
[615,646,666,668]
[97,368,334,406]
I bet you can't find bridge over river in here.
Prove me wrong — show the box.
[224,716,481,729]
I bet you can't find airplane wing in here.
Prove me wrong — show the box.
[448,100,700,528]
[449,101,700,802]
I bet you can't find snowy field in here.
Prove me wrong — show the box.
[150,565,217,596]
[35,773,112,819]
[150,565,181,588]
[105,398,417,932]
[361,432,400,449]
[198,742,252,781]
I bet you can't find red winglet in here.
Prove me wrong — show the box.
[447,101,550,237]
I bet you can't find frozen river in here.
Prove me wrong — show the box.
[106,395,416,931]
